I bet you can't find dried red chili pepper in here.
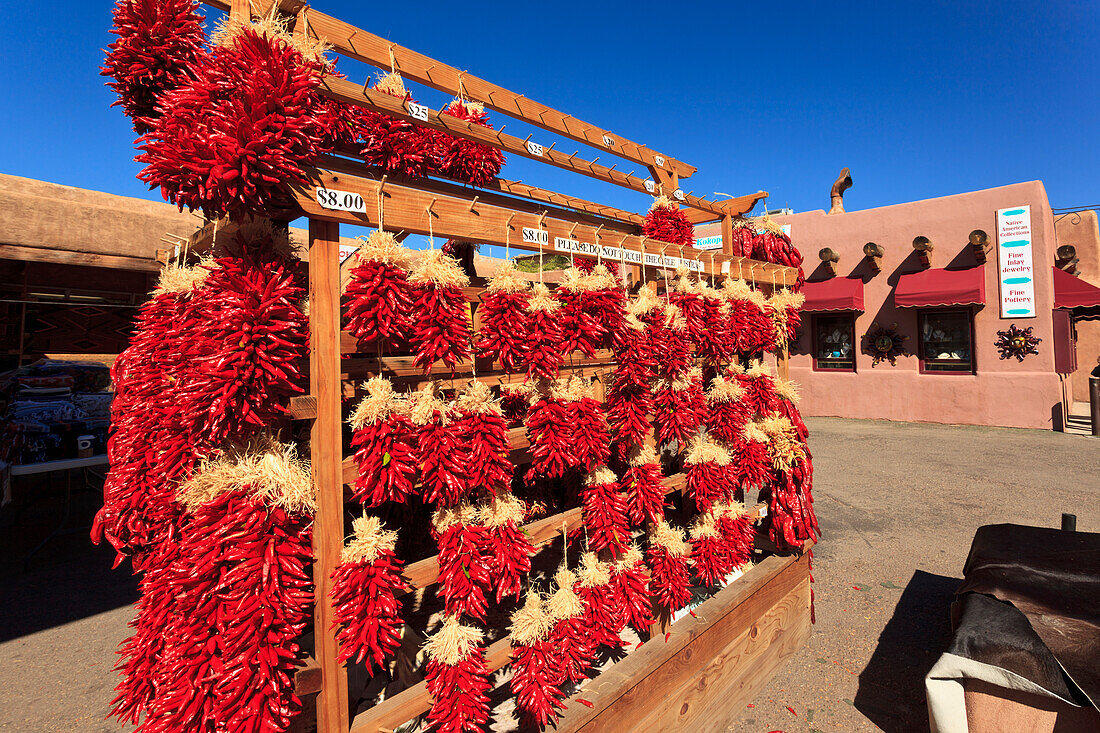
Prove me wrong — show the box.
[705,373,751,445]
[733,420,772,494]
[689,511,734,587]
[432,99,506,186]
[714,501,756,568]
[525,283,566,381]
[137,25,332,219]
[643,196,695,247]
[451,381,513,496]
[576,552,626,649]
[684,436,737,512]
[653,368,706,447]
[546,568,597,685]
[357,73,434,178]
[499,382,532,427]
[410,386,472,507]
[330,515,409,670]
[555,268,606,358]
[737,361,781,416]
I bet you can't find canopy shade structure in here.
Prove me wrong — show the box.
[895,267,985,308]
[800,277,864,312]
[1052,267,1100,316]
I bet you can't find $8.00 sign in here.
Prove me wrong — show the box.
[316,187,366,214]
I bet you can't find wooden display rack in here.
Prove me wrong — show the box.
[199,2,813,731]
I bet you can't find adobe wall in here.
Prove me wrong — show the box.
[1053,209,1100,403]
[699,181,1062,429]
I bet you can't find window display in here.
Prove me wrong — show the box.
[919,310,973,373]
[813,315,855,371]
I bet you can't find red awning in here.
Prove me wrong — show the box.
[1052,266,1100,309]
[800,277,864,312]
[895,267,985,308]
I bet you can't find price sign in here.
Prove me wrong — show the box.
[654,155,665,167]
[673,189,685,201]
[525,140,544,157]
[643,180,656,193]
[602,135,615,147]
[316,187,366,214]
[407,102,430,122]
[522,227,548,246]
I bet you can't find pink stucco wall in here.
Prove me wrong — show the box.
[1053,209,1100,403]
[699,181,1064,430]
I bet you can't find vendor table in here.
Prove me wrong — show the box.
[3,455,108,570]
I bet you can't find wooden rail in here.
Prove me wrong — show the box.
[317,77,756,218]
[292,168,798,285]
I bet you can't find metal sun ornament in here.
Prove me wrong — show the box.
[861,322,910,367]
[995,324,1041,362]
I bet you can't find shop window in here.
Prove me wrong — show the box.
[812,314,856,371]
[919,309,974,373]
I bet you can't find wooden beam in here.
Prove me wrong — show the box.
[244,4,698,180]
[316,77,733,218]
[0,243,161,272]
[291,168,799,286]
[321,155,639,234]
[307,219,350,733]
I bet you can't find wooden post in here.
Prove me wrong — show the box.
[778,343,790,381]
[721,214,733,262]
[309,218,350,733]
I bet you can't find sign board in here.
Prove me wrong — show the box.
[338,244,358,264]
[996,205,1035,318]
[695,234,723,251]
[316,187,366,214]
[552,236,703,272]
[780,224,792,237]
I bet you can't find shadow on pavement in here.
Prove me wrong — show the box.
[0,477,138,643]
[854,569,959,732]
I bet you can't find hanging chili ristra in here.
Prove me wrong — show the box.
[451,381,513,496]
[610,544,654,632]
[475,263,532,373]
[357,72,435,178]
[432,99,506,186]
[646,519,693,614]
[546,567,597,685]
[689,511,734,587]
[509,591,568,728]
[653,368,707,448]
[576,551,626,649]
[410,385,472,507]
[620,443,666,526]
[424,615,492,733]
[580,466,631,558]
[684,436,737,511]
[348,377,419,506]
[525,283,567,381]
[432,504,492,621]
[344,230,415,351]
[409,249,472,374]
[705,372,751,446]
[478,492,534,604]
[330,515,409,670]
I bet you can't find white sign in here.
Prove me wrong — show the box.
[316,187,366,214]
[643,180,656,193]
[602,135,615,147]
[407,101,430,122]
[996,205,1035,318]
[781,224,792,237]
[672,189,685,201]
[695,235,723,251]
[525,140,544,156]
[654,155,665,167]
[551,236,703,271]
[522,227,548,246]
[339,244,358,264]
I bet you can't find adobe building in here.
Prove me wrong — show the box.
[697,180,1100,430]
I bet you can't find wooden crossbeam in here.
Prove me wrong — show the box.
[321,155,639,233]
[316,77,755,219]
[205,1,697,180]
[291,167,799,286]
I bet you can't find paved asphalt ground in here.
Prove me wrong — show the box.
[1,417,1097,732]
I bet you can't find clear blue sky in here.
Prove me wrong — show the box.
[2,0,1098,231]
